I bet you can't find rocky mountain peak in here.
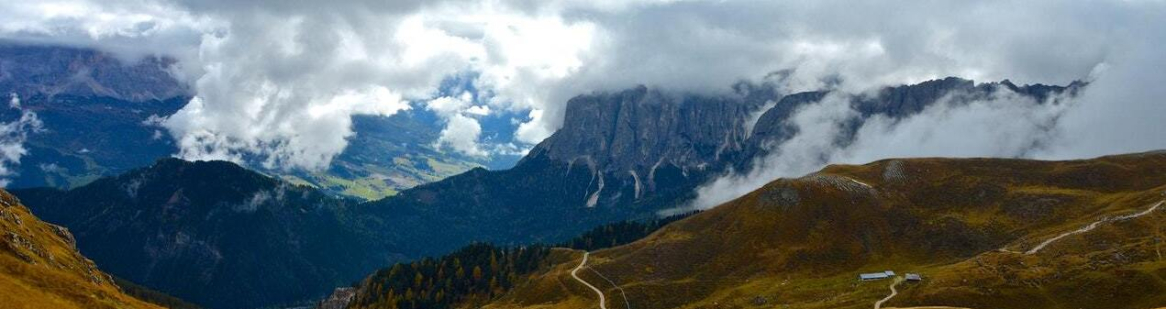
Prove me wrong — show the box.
[527,84,775,178]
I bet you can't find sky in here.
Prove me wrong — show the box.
[1,0,1164,203]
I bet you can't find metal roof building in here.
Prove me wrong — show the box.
[859,271,894,281]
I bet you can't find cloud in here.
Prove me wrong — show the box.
[1034,31,1166,159]
[687,58,1166,210]
[0,94,44,187]
[2,0,598,169]
[437,114,487,157]
[685,86,1066,210]
[427,92,489,156]
[1,0,1164,175]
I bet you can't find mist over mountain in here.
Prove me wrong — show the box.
[0,43,517,200]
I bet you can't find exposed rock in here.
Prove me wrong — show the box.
[3,231,36,264]
[801,174,876,196]
[51,224,77,248]
[317,287,356,309]
[883,160,907,182]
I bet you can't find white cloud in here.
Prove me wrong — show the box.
[0,0,1163,175]
[437,113,486,157]
[464,105,491,116]
[426,92,493,157]
[0,94,44,187]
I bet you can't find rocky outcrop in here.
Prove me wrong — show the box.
[317,287,356,309]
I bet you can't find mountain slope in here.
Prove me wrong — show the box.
[0,189,162,309]
[482,152,1166,309]
[13,159,401,309]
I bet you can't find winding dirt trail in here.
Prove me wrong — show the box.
[571,252,607,309]
[1025,200,1163,255]
[874,276,904,309]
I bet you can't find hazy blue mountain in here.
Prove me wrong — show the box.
[0,43,517,199]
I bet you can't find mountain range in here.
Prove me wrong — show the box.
[3,43,1118,309]
[11,67,1084,308]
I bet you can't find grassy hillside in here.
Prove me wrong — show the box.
[483,152,1166,309]
[0,189,161,309]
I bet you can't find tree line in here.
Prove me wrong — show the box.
[344,211,698,309]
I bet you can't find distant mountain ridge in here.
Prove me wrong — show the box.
[745,77,1082,162]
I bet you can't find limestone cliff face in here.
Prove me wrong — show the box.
[524,84,779,204]
[533,85,778,174]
